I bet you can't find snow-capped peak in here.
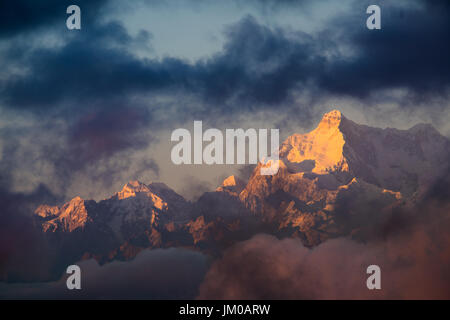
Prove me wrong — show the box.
[117,180,151,200]
[216,175,246,195]
[318,109,345,129]
[280,109,349,174]
[222,175,241,187]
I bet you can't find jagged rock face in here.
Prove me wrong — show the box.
[339,116,449,196]
[35,197,95,232]
[34,204,60,219]
[146,182,192,220]
[184,175,262,253]
[280,110,349,174]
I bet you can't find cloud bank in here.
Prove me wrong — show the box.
[0,248,209,299]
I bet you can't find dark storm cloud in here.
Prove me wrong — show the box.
[196,16,324,107]
[50,104,160,192]
[0,18,160,191]
[320,0,450,100]
[1,20,163,110]
[67,106,153,164]
[1,14,323,112]
[2,0,449,117]
[0,104,158,197]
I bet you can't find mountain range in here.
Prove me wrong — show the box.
[33,110,450,272]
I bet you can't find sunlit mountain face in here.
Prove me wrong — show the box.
[0,0,449,300]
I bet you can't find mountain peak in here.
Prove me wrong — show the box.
[408,122,440,135]
[277,109,450,196]
[35,204,59,218]
[323,109,343,118]
[122,180,150,192]
[123,180,148,190]
[317,109,346,130]
[216,175,246,195]
[222,175,240,187]
[117,180,151,199]
[70,196,84,203]
[280,109,349,174]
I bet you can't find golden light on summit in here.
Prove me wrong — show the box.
[280,110,349,174]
